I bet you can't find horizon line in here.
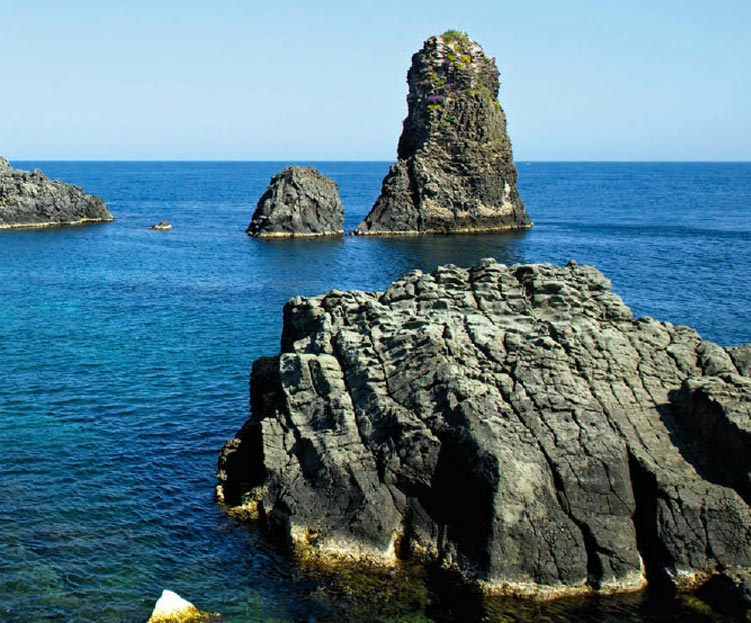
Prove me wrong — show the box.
[10,158,751,164]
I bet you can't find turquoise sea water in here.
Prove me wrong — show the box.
[1,161,750,622]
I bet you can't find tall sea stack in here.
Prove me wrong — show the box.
[354,31,531,235]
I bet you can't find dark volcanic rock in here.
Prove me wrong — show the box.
[354,32,531,235]
[219,260,751,604]
[0,156,113,229]
[247,166,344,238]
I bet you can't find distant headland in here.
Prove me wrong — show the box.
[0,156,113,229]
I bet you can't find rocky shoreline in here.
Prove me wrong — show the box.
[218,259,751,611]
[0,157,113,229]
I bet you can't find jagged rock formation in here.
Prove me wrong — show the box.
[0,156,113,228]
[354,32,531,235]
[247,166,344,238]
[218,259,751,609]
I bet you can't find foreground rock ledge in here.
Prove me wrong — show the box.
[218,259,751,607]
[0,156,114,229]
[354,32,531,235]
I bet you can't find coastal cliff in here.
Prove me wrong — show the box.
[247,166,344,238]
[219,259,751,609]
[354,32,531,235]
[0,157,113,229]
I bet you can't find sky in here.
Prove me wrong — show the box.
[1,0,749,161]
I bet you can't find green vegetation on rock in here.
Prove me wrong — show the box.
[440,29,470,47]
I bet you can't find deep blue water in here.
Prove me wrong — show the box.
[1,161,749,623]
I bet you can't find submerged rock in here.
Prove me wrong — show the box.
[0,156,113,229]
[219,259,751,606]
[247,166,344,238]
[147,590,222,623]
[354,32,531,235]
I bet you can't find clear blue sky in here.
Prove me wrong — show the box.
[1,0,748,161]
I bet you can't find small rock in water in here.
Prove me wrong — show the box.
[147,590,222,623]
[151,220,172,231]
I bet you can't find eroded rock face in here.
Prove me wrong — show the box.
[0,156,113,229]
[354,32,531,235]
[218,260,751,604]
[247,166,344,238]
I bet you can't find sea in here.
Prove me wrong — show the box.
[1,161,750,623]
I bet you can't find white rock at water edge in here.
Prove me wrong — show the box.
[147,589,222,622]
[150,590,195,618]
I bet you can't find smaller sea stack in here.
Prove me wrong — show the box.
[355,31,531,235]
[0,156,114,229]
[247,166,344,238]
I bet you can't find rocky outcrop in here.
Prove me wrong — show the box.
[247,166,344,238]
[0,156,113,229]
[354,32,531,235]
[218,259,751,608]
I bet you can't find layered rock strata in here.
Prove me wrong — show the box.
[354,32,531,235]
[219,260,751,606]
[247,166,344,238]
[0,156,113,228]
